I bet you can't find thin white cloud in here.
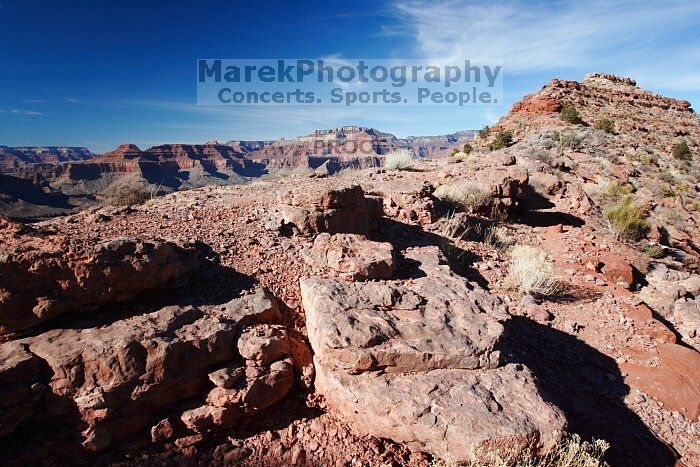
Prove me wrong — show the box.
[9,109,44,115]
[65,97,83,103]
[394,0,700,90]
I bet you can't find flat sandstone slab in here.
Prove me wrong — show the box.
[302,246,566,462]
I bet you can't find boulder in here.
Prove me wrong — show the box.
[302,246,566,462]
[0,288,285,452]
[0,218,200,333]
[301,233,395,280]
[599,254,636,289]
[383,186,438,225]
[276,185,383,235]
[237,325,290,366]
[674,299,699,346]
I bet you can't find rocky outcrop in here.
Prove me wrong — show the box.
[0,216,200,333]
[301,233,395,280]
[302,246,566,462]
[493,73,699,151]
[383,182,438,225]
[0,288,293,454]
[275,185,383,235]
[181,323,294,434]
[640,264,700,351]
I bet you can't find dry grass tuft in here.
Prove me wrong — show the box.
[484,225,514,251]
[431,433,609,467]
[384,148,416,171]
[506,244,558,296]
[434,181,494,214]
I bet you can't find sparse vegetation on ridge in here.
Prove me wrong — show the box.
[489,129,514,150]
[104,177,149,207]
[560,105,583,124]
[478,125,491,139]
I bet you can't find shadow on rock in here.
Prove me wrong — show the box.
[497,316,678,467]
[546,282,604,304]
[378,218,488,288]
[519,209,585,228]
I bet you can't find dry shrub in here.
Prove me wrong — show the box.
[467,433,609,467]
[104,177,149,207]
[384,148,415,171]
[434,181,494,214]
[506,244,558,296]
[484,225,514,250]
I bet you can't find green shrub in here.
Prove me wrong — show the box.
[478,125,490,139]
[603,181,634,200]
[660,186,677,198]
[450,147,460,157]
[105,178,149,207]
[640,243,665,259]
[603,196,650,241]
[672,141,691,161]
[489,130,513,150]
[463,143,474,154]
[594,117,615,133]
[560,105,582,124]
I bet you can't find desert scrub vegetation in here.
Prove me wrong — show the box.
[104,177,149,207]
[434,181,494,214]
[560,105,582,124]
[583,179,633,202]
[594,117,615,134]
[478,125,491,139]
[484,225,515,251]
[603,196,650,241]
[506,245,558,297]
[639,242,665,259]
[434,433,609,467]
[384,148,415,171]
[489,130,514,151]
[672,141,692,161]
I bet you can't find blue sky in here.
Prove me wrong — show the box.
[1,0,699,152]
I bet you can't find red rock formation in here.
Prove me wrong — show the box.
[0,216,200,333]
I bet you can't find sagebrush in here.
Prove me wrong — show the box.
[594,117,615,134]
[603,196,650,241]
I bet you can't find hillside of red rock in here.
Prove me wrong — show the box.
[1,74,699,466]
